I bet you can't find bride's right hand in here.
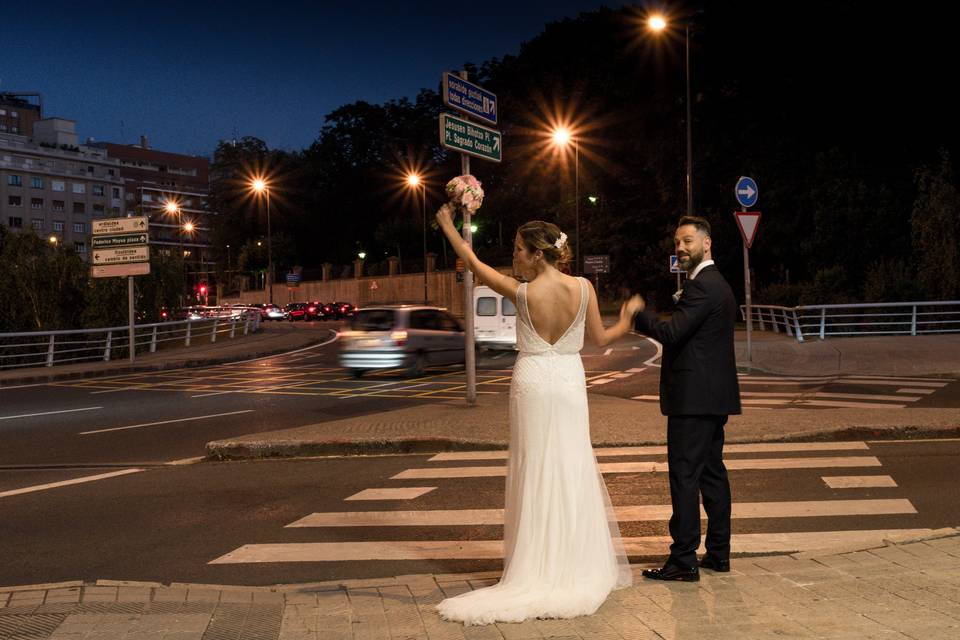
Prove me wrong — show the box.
[435,203,455,229]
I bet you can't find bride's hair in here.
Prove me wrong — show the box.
[517,220,572,271]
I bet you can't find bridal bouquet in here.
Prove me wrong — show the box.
[445,175,484,214]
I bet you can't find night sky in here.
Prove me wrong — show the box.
[2,0,632,157]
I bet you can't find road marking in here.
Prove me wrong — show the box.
[642,337,662,367]
[287,499,915,528]
[635,395,911,409]
[589,379,614,385]
[166,456,206,466]
[0,469,143,498]
[838,379,947,388]
[898,388,937,395]
[740,391,922,402]
[822,475,898,489]
[794,400,907,409]
[344,487,436,501]
[210,529,933,563]
[428,442,870,461]
[626,368,647,374]
[392,456,882,479]
[0,406,103,421]
[78,409,255,435]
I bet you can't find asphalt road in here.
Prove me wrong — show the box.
[1,439,957,587]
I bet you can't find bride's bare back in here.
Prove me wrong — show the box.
[524,273,584,345]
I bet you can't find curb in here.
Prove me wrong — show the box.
[0,332,331,387]
[205,424,960,460]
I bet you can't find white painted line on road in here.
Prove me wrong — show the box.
[823,475,898,489]
[344,487,436,501]
[603,348,613,356]
[393,456,882,479]
[631,395,659,402]
[0,469,143,499]
[898,388,937,395]
[0,406,103,421]
[642,337,662,368]
[78,409,255,435]
[741,391,922,402]
[589,378,613,385]
[839,379,947,388]
[166,456,206,466]
[428,441,869,461]
[611,373,634,379]
[209,528,933,563]
[287,499,915,528]
[845,375,953,382]
[190,391,235,398]
[626,368,647,373]
[796,400,907,409]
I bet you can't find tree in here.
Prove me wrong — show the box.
[911,151,959,300]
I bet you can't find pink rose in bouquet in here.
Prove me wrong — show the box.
[445,175,484,214]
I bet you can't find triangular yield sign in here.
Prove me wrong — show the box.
[734,211,762,248]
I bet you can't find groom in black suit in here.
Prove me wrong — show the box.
[633,216,741,581]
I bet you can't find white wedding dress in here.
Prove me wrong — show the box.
[438,277,632,625]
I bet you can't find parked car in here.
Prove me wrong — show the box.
[339,305,465,377]
[474,285,517,350]
[264,304,288,321]
[331,301,356,319]
[285,302,308,321]
[304,301,327,321]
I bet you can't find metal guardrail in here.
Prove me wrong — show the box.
[740,301,960,342]
[0,309,261,370]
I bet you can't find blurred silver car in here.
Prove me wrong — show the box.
[339,305,466,377]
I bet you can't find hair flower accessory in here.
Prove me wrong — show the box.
[445,175,484,214]
[554,232,568,249]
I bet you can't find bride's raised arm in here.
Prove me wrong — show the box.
[436,204,520,303]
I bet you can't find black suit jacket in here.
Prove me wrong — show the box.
[633,264,742,416]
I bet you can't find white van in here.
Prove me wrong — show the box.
[474,285,517,350]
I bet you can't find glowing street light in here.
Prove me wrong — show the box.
[470,223,478,233]
[183,221,195,233]
[405,172,428,304]
[550,125,580,274]
[48,235,58,244]
[358,251,366,260]
[249,175,274,304]
[647,12,694,219]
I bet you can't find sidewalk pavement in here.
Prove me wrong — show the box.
[3,529,959,639]
[0,323,332,388]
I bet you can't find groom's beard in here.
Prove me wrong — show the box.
[677,247,704,272]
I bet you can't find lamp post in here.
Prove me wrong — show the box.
[406,173,428,304]
[648,13,694,218]
[551,127,580,274]
[165,200,187,305]
[251,178,273,304]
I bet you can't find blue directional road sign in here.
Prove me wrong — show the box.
[442,72,497,125]
[670,255,683,273]
[735,176,759,208]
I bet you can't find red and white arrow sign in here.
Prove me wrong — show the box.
[734,211,761,248]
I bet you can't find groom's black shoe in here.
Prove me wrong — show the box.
[642,562,699,582]
[699,554,731,573]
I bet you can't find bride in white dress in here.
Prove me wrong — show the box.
[435,209,642,625]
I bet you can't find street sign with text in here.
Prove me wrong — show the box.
[442,72,498,125]
[92,216,148,236]
[439,113,502,163]
[583,254,610,274]
[91,233,149,249]
[92,245,150,266]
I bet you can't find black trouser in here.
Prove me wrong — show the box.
[666,415,731,568]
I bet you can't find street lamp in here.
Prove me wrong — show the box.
[648,13,694,218]
[406,173,428,304]
[164,200,187,304]
[551,126,580,274]
[357,251,366,260]
[250,177,273,304]
[48,235,58,245]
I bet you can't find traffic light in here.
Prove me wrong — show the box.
[198,284,208,295]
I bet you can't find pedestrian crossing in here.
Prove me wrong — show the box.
[209,441,929,568]
[631,374,954,409]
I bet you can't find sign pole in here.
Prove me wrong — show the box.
[127,276,135,363]
[460,72,477,406]
[742,206,753,364]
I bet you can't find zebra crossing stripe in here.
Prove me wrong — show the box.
[822,475,898,489]
[209,529,933,564]
[286,499,915,528]
[391,456,882,479]
[428,442,870,462]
